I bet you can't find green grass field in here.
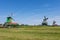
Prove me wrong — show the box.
[0,26,60,40]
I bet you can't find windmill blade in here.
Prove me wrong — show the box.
[10,13,13,17]
[46,16,48,19]
[44,16,46,19]
[44,16,48,20]
[11,13,15,21]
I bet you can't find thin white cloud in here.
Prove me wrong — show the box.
[48,16,60,25]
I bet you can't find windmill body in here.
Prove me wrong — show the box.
[42,16,48,26]
[3,16,13,27]
[52,21,57,26]
[6,17,13,23]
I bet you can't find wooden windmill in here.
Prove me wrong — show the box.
[42,16,48,26]
[3,13,19,28]
[6,13,13,23]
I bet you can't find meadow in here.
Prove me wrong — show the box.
[0,26,60,40]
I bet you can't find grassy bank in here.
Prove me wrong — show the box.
[0,26,60,40]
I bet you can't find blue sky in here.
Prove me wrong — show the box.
[0,0,60,25]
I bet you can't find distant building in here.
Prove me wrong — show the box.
[52,21,58,26]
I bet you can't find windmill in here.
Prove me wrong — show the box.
[3,13,19,28]
[52,20,57,26]
[42,16,48,26]
[6,13,13,23]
